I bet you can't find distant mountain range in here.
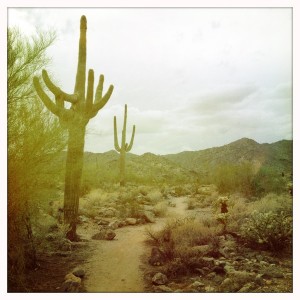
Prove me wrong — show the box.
[51,138,292,187]
[164,138,292,177]
[79,137,292,184]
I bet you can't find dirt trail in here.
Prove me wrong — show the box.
[79,196,188,292]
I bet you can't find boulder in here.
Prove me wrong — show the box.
[152,272,168,285]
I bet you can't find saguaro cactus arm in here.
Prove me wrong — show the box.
[33,77,62,116]
[114,116,121,152]
[125,124,136,152]
[42,70,78,103]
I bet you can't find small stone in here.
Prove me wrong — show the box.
[262,270,284,279]
[97,219,109,225]
[155,285,173,292]
[65,273,81,283]
[189,281,205,290]
[108,220,120,230]
[125,218,137,225]
[206,272,216,279]
[152,272,168,285]
[255,274,264,285]
[238,282,255,292]
[259,260,269,266]
[72,268,85,278]
[204,286,215,292]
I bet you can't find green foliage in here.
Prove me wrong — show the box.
[212,162,255,196]
[8,27,66,290]
[252,165,290,196]
[146,217,221,277]
[241,193,292,251]
[241,210,292,251]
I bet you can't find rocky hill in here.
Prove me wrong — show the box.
[163,138,292,178]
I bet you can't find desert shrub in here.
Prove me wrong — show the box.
[248,193,292,214]
[241,210,292,251]
[241,193,292,251]
[147,189,163,203]
[147,217,221,264]
[153,201,168,217]
[186,198,197,210]
[212,162,256,196]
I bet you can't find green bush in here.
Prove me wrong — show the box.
[241,210,292,251]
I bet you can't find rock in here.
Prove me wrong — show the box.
[108,220,120,230]
[105,229,116,240]
[142,211,155,223]
[125,218,137,225]
[262,270,284,279]
[259,260,269,266]
[255,274,264,285]
[238,282,255,293]
[224,265,235,274]
[97,219,110,226]
[189,281,205,290]
[152,272,168,285]
[204,286,215,292]
[72,268,85,278]
[62,273,81,292]
[149,247,166,266]
[219,278,240,292]
[78,215,89,223]
[195,268,206,276]
[98,207,117,218]
[92,229,116,240]
[155,285,173,292]
[206,272,216,279]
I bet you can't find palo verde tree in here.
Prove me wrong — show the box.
[8,27,66,290]
[33,15,114,240]
[114,104,136,186]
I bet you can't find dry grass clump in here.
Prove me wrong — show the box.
[152,201,168,217]
[146,217,221,277]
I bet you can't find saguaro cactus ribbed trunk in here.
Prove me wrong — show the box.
[33,16,114,240]
[114,104,136,186]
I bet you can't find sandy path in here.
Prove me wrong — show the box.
[79,196,188,292]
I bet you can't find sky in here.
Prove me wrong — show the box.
[7,7,292,155]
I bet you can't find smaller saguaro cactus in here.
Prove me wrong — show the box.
[114,104,136,186]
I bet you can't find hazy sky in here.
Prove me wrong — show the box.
[8,8,292,155]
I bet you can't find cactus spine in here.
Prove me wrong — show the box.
[114,104,136,186]
[33,16,114,240]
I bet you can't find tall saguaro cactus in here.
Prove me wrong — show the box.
[114,104,136,186]
[33,16,114,240]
